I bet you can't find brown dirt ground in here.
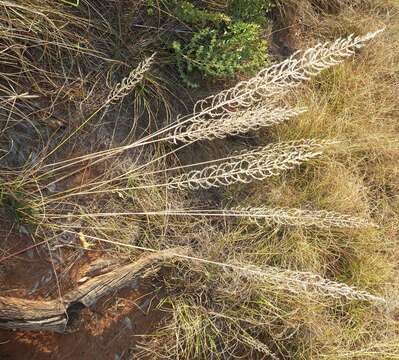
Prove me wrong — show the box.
[0,221,166,360]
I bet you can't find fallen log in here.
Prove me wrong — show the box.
[0,248,184,333]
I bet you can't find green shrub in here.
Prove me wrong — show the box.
[147,0,271,86]
[173,21,268,87]
[228,0,274,25]
[147,0,230,25]
[174,0,231,26]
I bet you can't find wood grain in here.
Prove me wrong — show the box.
[0,248,185,333]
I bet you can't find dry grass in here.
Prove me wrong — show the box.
[137,1,398,358]
[0,0,398,359]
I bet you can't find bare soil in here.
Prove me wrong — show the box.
[0,223,166,360]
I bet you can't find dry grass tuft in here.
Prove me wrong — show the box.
[0,0,398,359]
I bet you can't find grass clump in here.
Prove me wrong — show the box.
[0,0,398,359]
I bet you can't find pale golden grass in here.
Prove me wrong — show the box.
[136,1,399,358]
[0,1,398,359]
[219,2,398,358]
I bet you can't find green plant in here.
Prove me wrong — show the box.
[173,22,268,87]
[146,0,271,86]
[174,0,231,26]
[1,189,37,232]
[147,0,230,25]
[228,0,274,24]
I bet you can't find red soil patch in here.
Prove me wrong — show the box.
[0,291,165,359]
[0,220,166,359]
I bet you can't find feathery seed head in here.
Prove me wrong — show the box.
[106,53,156,105]
[192,29,384,118]
[171,105,307,144]
[167,139,335,190]
[237,263,386,305]
[235,206,378,229]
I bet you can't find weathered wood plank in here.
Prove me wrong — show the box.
[0,248,184,333]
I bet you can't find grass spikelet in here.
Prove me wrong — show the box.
[52,206,376,231]
[237,206,377,229]
[167,139,334,190]
[35,29,384,172]
[240,263,386,305]
[171,105,307,144]
[193,29,384,117]
[106,53,156,105]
